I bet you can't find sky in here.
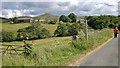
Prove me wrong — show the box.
[1,0,120,18]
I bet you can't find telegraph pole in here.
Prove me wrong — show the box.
[85,19,88,46]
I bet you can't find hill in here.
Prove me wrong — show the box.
[0,17,9,21]
[17,16,33,18]
[35,13,59,21]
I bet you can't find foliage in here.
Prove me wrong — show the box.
[54,23,83,37]
[59,13,77,23]
[54,23,68,37]
[17,22,51,40]
[48,20,56,24]
[2,31,15,42]
[59,15,71,22]
[2,29,113,66]
[68,13,77,22]
[67,23,82,36]
[9,17,20,23]
[87,15,119,30]
[118,24,120,30]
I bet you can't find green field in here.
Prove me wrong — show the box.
[1,23,57,37]
[2,28,113,66]
[1,22,114,66]
[41,23,57,35]
[1,23,30,32]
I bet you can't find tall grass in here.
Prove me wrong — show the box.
[2,28,113,66]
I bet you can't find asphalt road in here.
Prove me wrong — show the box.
[80,36,118,66]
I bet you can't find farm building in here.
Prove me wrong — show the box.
[18,18,33,23]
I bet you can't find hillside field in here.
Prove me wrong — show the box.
[1,23,57,36]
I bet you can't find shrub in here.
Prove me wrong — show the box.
[54,23,68,37]
[2,31,15,42]
[87,15,118,30]
[109,23,116,28]
[17,22,51,40]
[49,20,56,24]
[38,28,51,39]
[67,23,81,36]
[54,23,83,37]
[118,24,120,30]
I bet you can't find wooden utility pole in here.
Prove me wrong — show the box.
[85,19,88,46]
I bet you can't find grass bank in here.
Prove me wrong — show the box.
[2,28,113,66]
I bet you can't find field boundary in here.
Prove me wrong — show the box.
[69,36,113,66]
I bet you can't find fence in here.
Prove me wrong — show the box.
[0,41,33,55]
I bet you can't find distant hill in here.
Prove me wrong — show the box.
[0,13,87,23]
[17,16,33,18]
[0,17,9,23]
[35,13,59,21]
[0,17,9,20]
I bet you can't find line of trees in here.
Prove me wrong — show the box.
[59,13,77,23]
[87,15,119,30]
[54,22,84,37]
[2,22,52,42]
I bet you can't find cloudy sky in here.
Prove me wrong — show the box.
[1,0,119,18]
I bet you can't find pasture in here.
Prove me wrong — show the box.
[1,23,57,37]
[1,22,114,66]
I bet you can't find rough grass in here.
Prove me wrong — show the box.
[1,23,30,32]
[1,23,31,40]
[2,37,71,47]
[41,23,57,35]
[2,28,113,66]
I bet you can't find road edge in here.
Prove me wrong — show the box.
[69,37,113,66]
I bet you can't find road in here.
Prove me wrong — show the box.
[80,36,118,66]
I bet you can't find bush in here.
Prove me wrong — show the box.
[38,28,51,39]
[118,24,120,30]
[2,31,15,42]
[108,23,116,28]
[54,23,68,37]
[54,23,83,37]
[87,15,118,30]
[49,20,56,24]
[17,23,51,40]
[67,23,81,36]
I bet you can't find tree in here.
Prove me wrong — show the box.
[54,23,68,37]
[68,13,77,22]
[87,16,112,30]
[67,23,79,35]
[17,22,51,40]
[67,23,83,36]
[59,15,70,22]
[54,23,83,37]
[9,17,20,23]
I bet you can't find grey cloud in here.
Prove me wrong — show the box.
[118,2,120,15]
[1,1,118,18]
[57,2,70,6]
